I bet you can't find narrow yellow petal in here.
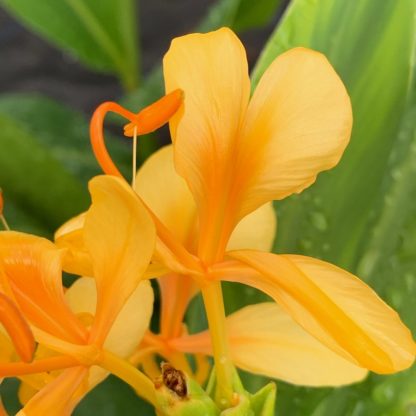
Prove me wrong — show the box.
[164,28,251,262]
[237,48,352,216]
[84,176,155,346]
[218,251,416,373]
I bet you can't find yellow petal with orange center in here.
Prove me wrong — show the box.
[84,176,155,346]
[135,144,277,337]
[164,28,251,262]
[218,251,416,373]
[0,232,87,344]
[238,47,352,217]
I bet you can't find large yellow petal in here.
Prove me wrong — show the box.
[84,176,155,346]
[238,48,352,217]
[0,232,87,344]
[217,251,416,373]
[226,302,367,386]
[17,366,88,416]
[54,213,92,277]
[164,28,251,262]
[173,302,367,386]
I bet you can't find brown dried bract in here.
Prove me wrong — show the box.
[161,362,187,398]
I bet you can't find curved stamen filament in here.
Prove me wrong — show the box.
[0,293,35,363]
[90,89,183,178]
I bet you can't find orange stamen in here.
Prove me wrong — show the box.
[0,355,79,377]
[89,89,183,178]
[0,293,35,363]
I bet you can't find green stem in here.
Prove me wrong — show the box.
[201,280,234,409]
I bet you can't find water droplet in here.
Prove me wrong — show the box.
[219,356,227,365]
[309,212,328,231]
[299,239,313,250]
[384,195,393,206]
[390,290,403,308]
[357,250,379,278]
[405,273,415,291]
[313,196,322,206]
[220,398,227,406]
[391,168,403,180]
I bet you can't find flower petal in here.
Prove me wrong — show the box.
[237,48,352,216]
[0,232,87,344]
[54,213,92,277]
[0,293,35,363]
[84,176,155,346]
[227,302,367,386]
[227,203,276,252]
[66,276,154,389]
[135,145,197,250]
[164,28,251,261]
[17,366,88,416]
[66,277,153,358]
[219,251,416,373]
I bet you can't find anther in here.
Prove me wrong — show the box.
[123,89,183,137]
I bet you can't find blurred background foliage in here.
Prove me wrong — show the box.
[0,0,415,415]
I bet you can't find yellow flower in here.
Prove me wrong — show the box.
[59,27,415,408]
[0,176,156,415]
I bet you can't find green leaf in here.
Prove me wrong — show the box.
[0,0,140,90]
[232,0,284,32]
[75,376,155,416]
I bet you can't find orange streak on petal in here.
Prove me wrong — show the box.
[0,293,35,363]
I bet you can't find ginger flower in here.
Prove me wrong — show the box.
[59,28,415,409]
[0,176,156,415]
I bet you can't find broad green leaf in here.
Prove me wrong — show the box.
[0,0,139,90]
